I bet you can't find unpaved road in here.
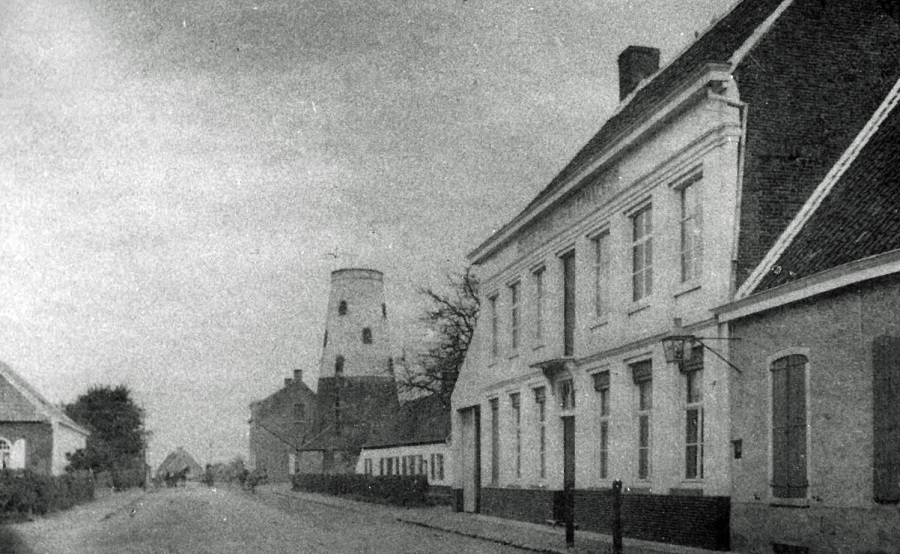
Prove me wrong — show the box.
[3,484,524,553]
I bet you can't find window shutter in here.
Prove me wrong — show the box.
[873,336,900,503]
[771,361,790,498]
[786,355,808,498]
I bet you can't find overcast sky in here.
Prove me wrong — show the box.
[1,0,734,468]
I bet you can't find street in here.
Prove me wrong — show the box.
[3,484,525,554]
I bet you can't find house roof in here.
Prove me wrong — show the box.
[471,0,788,260]
[752,80,900,291]
[0,360,90,436]
[157,446,203,476]
[362,393,450,449]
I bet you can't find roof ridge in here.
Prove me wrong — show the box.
[729,0,796,66]
[0,360,89,434]
[736,75,900,297]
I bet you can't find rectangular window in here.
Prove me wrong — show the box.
[593,232,610,318]
[593,370,611,479]
[490,295,499,359]
[510,282,520,352]
[394,457,400,475]
[535,387,547,479]
[293,403,305,423]
[562,251,576,356]
[380,458,385,476]
[680,179,703,283]
[436,453,445,481]
[511,393,521,479]
[364,458,373,476]
[402,456,408,476]
[490,397,500,484]
[533,267,545,343]
[632,360,652,480]
[386,457,394,475]
[559,378,576,411]
[631,206,653,302]
[684,348,704,479]
[771,354,808,499]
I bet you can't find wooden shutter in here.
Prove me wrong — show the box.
[873,336,900,503]
[771,355,807,499]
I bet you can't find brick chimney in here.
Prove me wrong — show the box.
[618,45,660,101]
[293,369,302,381]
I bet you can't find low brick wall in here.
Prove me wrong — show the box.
[478,487,729,551]
[480,487,557,524]
[576,489,730,551]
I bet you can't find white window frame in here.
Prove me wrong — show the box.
[489,294,499,360]
[630,205,653,303]
[509,281,520,353]
[678,175,703,284]
[532,266,545,345]
[591,230,611,320]
[684,365,704,480]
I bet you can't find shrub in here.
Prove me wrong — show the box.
[291,473,429,507]
[0,470,95,516]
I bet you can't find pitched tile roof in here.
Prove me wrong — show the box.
[363,393,450,449]
[0,360,90,435]
[755,86,900,290]
[484,0,786,246]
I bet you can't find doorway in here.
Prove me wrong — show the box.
[460,406,481,512]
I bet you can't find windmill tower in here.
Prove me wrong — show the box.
[310,268,398,472]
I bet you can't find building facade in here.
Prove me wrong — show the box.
[719,79,900,552]
[0,361,90,476]
[450,0,900,550]
[248,369,319,481]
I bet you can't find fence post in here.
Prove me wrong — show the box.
[612,480,623,554]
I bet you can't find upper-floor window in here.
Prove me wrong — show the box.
[338,300,348,315]
[489,294,499,360]
[680,179,703,283]
[334,355,344,374]
[293,403,306,423]
[362,327,372,344]
[593,231,610,318]
[771,353,808,499]
[631,206,653,302]
[509,282,520,352]
[382,303,387,319]
[323,331,328,347]
[561,250,576,356]
[533,267,545,344]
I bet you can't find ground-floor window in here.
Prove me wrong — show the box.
[0,438,9,469]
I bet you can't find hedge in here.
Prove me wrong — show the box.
[0,470,95,517]
[291,473,429,506]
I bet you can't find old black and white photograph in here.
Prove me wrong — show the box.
[2,0,900,552]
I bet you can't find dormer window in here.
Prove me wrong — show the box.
[338,301,348,316]
[362,328,372,344]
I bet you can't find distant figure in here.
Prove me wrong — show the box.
[202,464,215,487]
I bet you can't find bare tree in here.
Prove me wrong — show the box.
[399,267,479,407]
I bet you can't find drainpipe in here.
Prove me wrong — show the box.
[708,87,749,298]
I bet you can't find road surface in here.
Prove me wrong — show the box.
[4,484,524,553]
